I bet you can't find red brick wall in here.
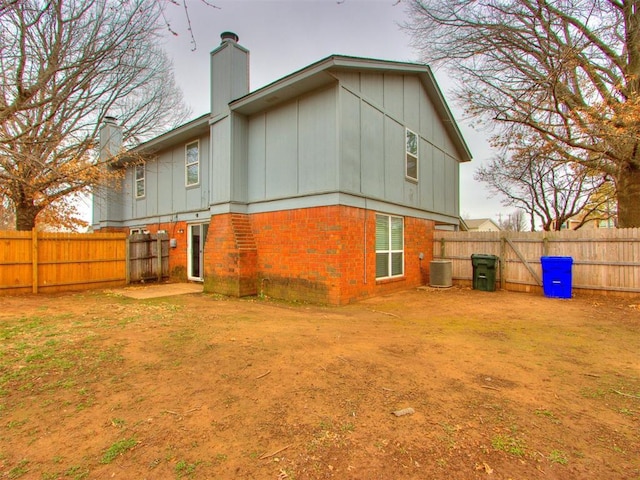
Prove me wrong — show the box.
[251,206,345,303]
[250,206,434,304]
[96,207,435,304]
[203,214,257,297]
[403,215,435,289]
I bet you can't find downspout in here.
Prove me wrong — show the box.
[363,198,367,284]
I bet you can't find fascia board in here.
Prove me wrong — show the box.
[119,114,210,162]
[419,67,473,163]
[230,56,429,115]
[230,57,339,115]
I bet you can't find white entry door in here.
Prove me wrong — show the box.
[188,223,208,281]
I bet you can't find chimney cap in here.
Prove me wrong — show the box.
[104,115,118,124]
[220,31,239,43]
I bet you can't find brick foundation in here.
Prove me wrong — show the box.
[227,206,433,304]
[97,206,435,304]
[203,213,258,297]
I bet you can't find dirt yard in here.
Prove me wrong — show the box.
[0,286,638,479]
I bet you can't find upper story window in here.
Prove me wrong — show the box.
[406,128,418,181]
[134,163,145,198]
[375,213,404,279]
[186,141,199,186]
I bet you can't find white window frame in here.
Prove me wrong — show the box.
[375,213,404,280]
[405,128,418,181]
[185,140,200,187]
[134,163,145,198]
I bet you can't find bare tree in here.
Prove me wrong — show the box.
[160,0,221,50]
[499,209,527,232]
[0,0,189,231]
[405,0,640,228]
[475,135,614,231]
[0,195,14,230]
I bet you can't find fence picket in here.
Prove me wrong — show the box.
[127,233,169,283]
[0,230,127,295]
[433,228,640,295]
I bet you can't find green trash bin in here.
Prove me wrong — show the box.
[471,254,499,292]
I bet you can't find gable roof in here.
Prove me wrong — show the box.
[230,55,472,163]
[130,55,472,163]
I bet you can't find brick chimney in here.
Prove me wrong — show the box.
[210,31,249,117]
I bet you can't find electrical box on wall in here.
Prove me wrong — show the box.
[170,238,177,248]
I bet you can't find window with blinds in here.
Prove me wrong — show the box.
[375,214,404,279]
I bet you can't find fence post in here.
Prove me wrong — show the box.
[500,235,506,290]
[32,228,38,294]
[125,236,131,285]
[156,236,162,282]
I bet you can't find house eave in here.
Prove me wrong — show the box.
[230,55,472,163]
[419,67,473,163]
[230,55,431,115]
[134,113,210,154]
[116,56,472,165]
[113,114,210,166]
[230,57,339,116]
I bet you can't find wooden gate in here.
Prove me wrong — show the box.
[127,233,169,283]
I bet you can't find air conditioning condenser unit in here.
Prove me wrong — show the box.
[430,260,452,288]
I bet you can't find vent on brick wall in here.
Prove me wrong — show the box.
[231,214,257,250]
[430,260,452,288]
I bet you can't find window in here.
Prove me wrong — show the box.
[134,163,145,198]
[186,141,199,186]
[376,214,404,279]
[405,128,418,181]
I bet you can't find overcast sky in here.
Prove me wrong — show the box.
[161,0,506,222]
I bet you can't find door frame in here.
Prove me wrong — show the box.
[187,222,208,282]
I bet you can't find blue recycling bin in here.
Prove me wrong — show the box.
[540,256,573,299]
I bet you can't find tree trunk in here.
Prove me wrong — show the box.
[615,162,640,228]
[15,202,41,231]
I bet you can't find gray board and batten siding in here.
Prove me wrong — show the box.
[335,69,463,218]
[233,71,463,219]
[99,132,211,225]
[94,50,471,230]
[227,55,470,224]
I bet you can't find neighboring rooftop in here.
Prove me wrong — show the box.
[464,218,501,231]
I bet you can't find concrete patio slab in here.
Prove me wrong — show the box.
[107,283,203,299]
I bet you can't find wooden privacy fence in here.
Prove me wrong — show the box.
[0,230,170,295]
[433,228,640,295]
[0,230,128,295]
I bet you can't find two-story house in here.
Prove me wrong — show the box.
[93,32,472,304]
